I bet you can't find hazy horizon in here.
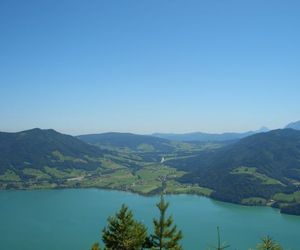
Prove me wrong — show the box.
[0,123,293,136]
[1,0,300,135]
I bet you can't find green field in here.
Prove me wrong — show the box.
[241,197,267,205]
[0,162,212,197]
[273,191,300,203]
[0,170,21,182]
[231,166,284,186]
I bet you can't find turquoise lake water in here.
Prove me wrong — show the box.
[0,189,299,250]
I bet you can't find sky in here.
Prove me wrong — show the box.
[0,0,300,135]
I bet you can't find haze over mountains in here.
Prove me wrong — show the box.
[152,127,270,142]
[151,120,300,142]
[285,120,300,130]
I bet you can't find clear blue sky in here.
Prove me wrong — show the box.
[1,0,300,135]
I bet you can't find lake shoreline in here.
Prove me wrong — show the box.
[2,184,299,217]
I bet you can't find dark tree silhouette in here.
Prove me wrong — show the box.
[151,195,183,250]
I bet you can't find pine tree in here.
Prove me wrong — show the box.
[90,242,101,250]
[211,227,230,250]
[102,204,147,250]
[256,236,283,250]
[151,194,183,250]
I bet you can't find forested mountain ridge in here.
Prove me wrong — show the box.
[0,128,105,173]
[167,129,300,213]
[77,132,174,152]
[169,129,300,179]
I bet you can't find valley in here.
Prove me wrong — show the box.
[1,128,300,216]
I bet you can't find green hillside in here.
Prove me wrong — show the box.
[167,129,300,213]
[0,128,106,173]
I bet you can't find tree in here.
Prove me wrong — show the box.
[256,236,283,250]
[102,204,147,250]
[211,227,230,250]
[151,194,183,250]
[90,242,101,250]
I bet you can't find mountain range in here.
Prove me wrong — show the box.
[152,127,270,142]
[1,121,300,215]
[151,120,300,142]
[0,128,104,174]
[285,120,300,130]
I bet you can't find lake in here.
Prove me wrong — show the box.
[0,189,299,250]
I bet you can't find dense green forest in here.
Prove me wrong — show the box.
[167,129,300,214]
